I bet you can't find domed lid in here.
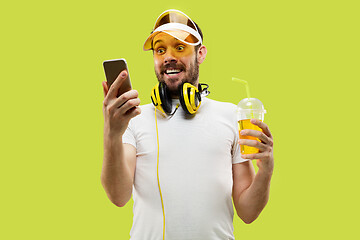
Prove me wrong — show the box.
[237,98,266,113]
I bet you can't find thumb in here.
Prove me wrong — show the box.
[102,81,109,98]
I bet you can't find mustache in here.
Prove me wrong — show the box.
[160,62,185,73]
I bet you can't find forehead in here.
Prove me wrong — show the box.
[153,32,188,47]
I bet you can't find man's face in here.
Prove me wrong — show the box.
[152,32,199,96]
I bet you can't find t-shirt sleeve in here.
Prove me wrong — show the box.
[230,105,249,164]
[232,131,248,164]
[122,120,137,149]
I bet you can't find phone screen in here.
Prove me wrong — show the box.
[103,58,132,97]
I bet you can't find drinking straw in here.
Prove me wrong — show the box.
[232,77,254,118]
[232,77,251,99]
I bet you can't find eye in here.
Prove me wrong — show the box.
[176,45,185,51]
[156,48,165,55]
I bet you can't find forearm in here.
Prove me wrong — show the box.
[235,168,273,223]
[101,134,133,207]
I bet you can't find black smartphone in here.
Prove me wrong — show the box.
[103,58,132,97]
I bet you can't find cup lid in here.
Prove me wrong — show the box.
[237,98,266,113]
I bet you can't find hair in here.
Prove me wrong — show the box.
[193,21,203,52]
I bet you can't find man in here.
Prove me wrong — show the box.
[101,9,274,240]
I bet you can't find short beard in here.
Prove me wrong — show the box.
[155,56,199,97]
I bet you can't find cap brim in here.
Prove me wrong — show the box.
[143,31,159,51]
[143,29,201,51]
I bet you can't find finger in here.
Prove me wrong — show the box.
[106,70,128,99]
[126,106,142,118]
[102,81,109,98]
[241,152,270,160]
[113,90,139,109]
[250,119,273,139]
[113,106,141,125]
[240,129,272,145]
[118,98,141,115]
[239,139,267,152]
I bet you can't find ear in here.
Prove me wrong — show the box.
[197,45,207,64]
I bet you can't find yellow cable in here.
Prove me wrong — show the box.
[155,108,166,240]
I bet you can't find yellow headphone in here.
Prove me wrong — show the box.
[151,82,208,115]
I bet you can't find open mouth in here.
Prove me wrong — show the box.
[164,68,183,75]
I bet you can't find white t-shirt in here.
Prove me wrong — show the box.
[122,97,248,240]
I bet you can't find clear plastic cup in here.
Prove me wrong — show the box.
[237,98,266,154]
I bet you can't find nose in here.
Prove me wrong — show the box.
[164,50,177,64]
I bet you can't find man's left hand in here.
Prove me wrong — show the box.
[239,119,274,173]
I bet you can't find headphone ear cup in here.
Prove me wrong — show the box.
[151,84,159,106]
[158,82,173,115]
[179,83,201,115]
[178,83,189,114]
[151,83,165,114]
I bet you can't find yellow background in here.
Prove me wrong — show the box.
[1,0,359,239]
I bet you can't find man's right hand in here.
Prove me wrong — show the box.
[102,70,141,138]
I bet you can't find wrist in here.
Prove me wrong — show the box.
[104,129,123,143]
[257,164,273,177]
[104,122,125,138]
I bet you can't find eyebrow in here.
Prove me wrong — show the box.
[153,37,182,48]
[153,39,163,48]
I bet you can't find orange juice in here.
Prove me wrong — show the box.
[238,119,262,154]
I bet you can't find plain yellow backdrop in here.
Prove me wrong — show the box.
[1,0,359,239]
